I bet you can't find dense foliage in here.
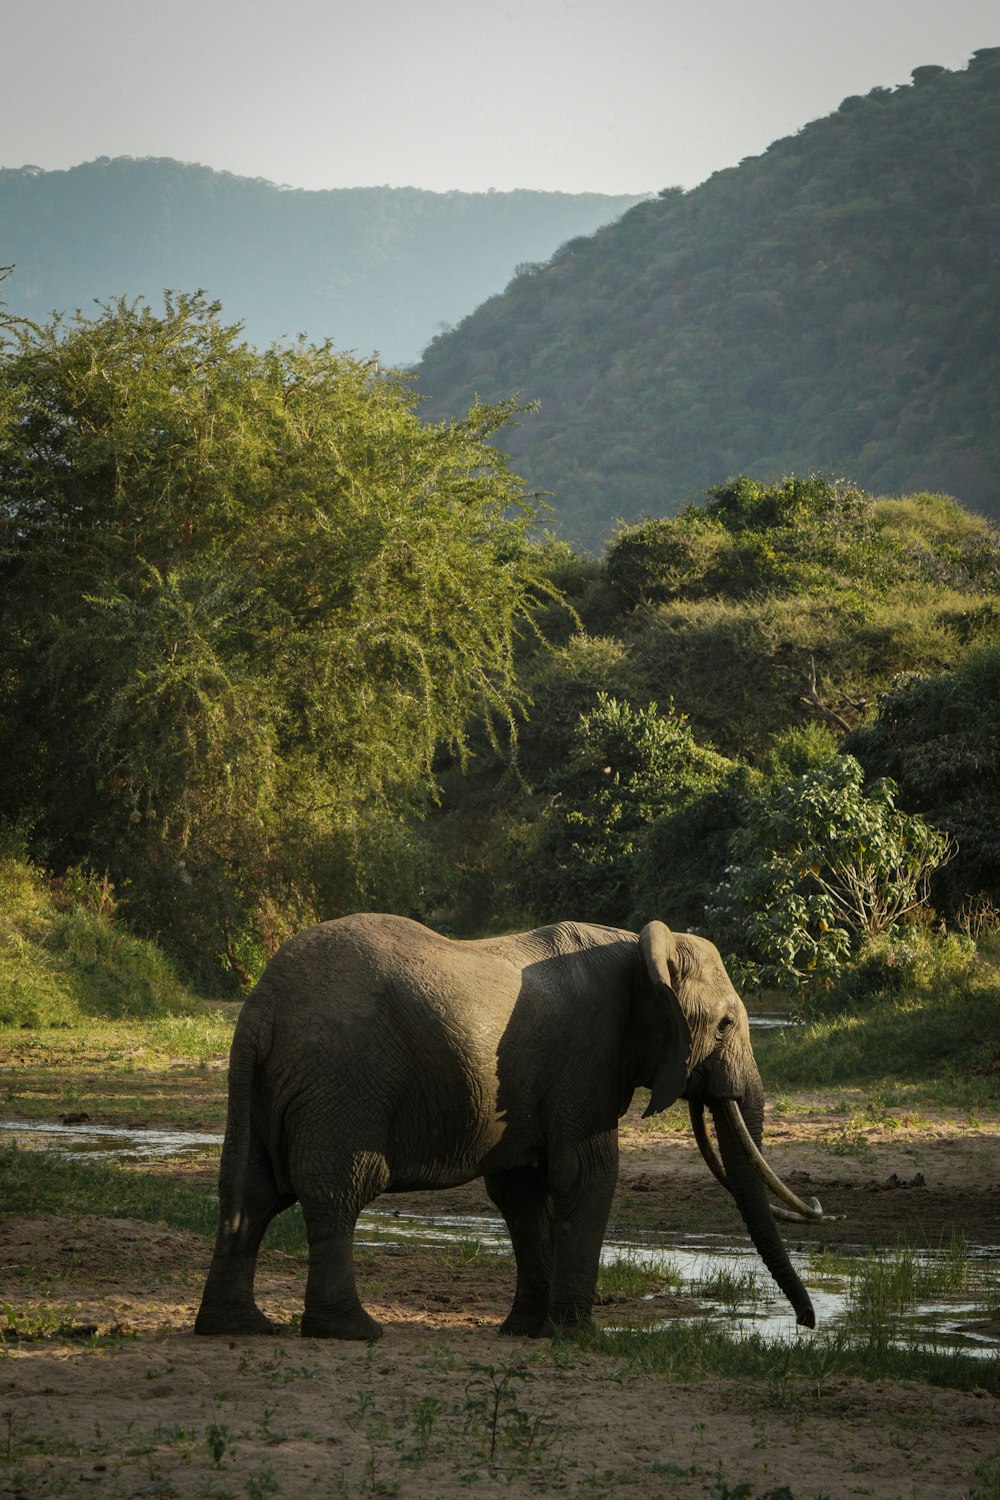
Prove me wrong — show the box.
[0,841,195,1025]
[430,476,1000,988]
[846,646,1000,916]
[2,276,999,1002]
[0,158,640,366]
[517,477,1000,761]
[0,294,555,986]
[418,51,1000,549]
[512,693,732,925]
[708,757,952,988]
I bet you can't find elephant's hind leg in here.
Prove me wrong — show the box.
[485,1165,553,1337]
[195,1140,293,1336]
[296,1150,389,1340]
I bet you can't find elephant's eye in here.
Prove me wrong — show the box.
[718,1015,734,1033]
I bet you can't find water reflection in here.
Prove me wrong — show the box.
[0,1117,221,1161]
[354,1204,999,1359]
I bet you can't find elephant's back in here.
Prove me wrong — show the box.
[248,913,518,1044]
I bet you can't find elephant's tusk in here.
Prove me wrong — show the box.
[690,1100,729,1189]
[693,1099,841,1222]
[720,1099,842,1222]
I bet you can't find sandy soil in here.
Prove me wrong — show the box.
[2,1103,999,1498]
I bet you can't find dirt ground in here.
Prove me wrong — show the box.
[2,1098,999,1498]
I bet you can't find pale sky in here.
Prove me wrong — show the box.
[3,0,997,194]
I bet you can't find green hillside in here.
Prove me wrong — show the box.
[4,290,1000,1003]
[416,50,1000,551]
[0,157,641,365]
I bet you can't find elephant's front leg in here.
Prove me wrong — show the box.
[484,1165,553,1336]
[543,1132,619,1336]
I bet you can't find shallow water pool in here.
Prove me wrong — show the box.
[2,1116,997,1357]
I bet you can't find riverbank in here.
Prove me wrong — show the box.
[2,1019,1000,1498]
[3,1012,998,1248]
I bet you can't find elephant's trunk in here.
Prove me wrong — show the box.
[710,1097,816,1329]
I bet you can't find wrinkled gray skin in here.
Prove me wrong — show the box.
[195,915,814,1339]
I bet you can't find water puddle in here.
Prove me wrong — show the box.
[2,1117,996,1356]
[747,1010,796,1032]
[0,1118,222,1162]
[356,1205,1000,1358]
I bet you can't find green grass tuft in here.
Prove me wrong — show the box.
[0,1143,220,1237]
[599,1252,682,1297]
[0,853,198,1025]
[0,1143,310,1254]
[590,1320,1000,1397]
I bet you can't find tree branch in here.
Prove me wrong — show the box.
[798,655,856,734]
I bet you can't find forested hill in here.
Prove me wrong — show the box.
[416,50,1000,552]
[0,158,641,364]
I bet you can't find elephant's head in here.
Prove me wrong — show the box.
[634,920,816,1329]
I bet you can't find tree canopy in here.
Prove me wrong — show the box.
[0,293,554,984]
[4,289,999,1000]
[434,475,1000,975]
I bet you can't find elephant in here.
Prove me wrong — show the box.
[195,914,820,1340]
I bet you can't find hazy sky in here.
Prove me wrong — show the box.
[3,0,997,194]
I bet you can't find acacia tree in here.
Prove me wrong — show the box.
[0,293,553,984]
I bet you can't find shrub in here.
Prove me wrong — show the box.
[709,755,953,989]
[511,694,734,926]
[846,645,1000,915]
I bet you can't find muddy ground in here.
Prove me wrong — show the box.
[2,1087,999,1498]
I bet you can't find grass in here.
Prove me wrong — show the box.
[689,1264,769,1313]
[0,1011,236,1127]
[590,1318,1000,1398]
[634,1100,690,1136]
[0,851,203,1027]
[973,1452,1000,1500]
[848,1237,978,1311]
[753,960,1000,1110]
[1,1302,130,1345]
[431,1235,513,1273]
[0,1142,317,1257]
[0,1141,223,1236]
[599,1251,682,1298]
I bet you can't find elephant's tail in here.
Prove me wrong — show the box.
[222,1000,272,1240]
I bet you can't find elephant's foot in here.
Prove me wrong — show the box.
[194,1303,276,1336]
[534,1310,595,1340]
[498,1307,548,1337]
[301,1305,383,1341]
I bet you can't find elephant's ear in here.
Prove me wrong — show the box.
[638,921,692,1117]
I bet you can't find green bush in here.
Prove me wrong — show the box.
[846,645,1000,915]
[829,926,979,1011]
[709,756,952,989]
[511,694,733,926]
[606,476,906,608]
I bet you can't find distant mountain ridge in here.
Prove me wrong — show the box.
[0,157,642,364]
[416,50,1000,551]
